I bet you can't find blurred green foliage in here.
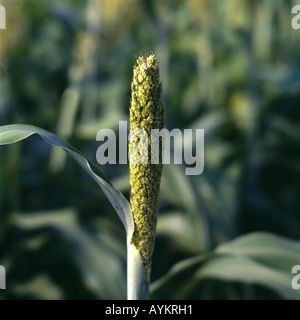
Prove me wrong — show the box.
[0,0,300,299]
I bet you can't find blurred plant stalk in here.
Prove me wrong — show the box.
[49,0,101,172]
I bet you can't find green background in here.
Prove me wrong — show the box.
[0,0,300,299]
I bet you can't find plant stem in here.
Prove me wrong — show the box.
[127,237,149,300]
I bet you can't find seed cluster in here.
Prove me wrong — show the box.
[129,55,165,280]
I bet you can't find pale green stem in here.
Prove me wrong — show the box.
[127,236,149,300]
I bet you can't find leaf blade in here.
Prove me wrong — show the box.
[0,124,133,236]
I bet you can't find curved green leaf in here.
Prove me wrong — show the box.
[0,124,133,236]
[150,253,213,299]
[196,256,300,300]
[216,232,300,271]
[151,232,300,299]
[13,208,127,299]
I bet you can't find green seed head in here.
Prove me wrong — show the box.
[129,55,165,280]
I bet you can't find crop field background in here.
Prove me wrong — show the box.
[0,0,300,300]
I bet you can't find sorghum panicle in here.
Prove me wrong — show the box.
[129,55,165,280]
